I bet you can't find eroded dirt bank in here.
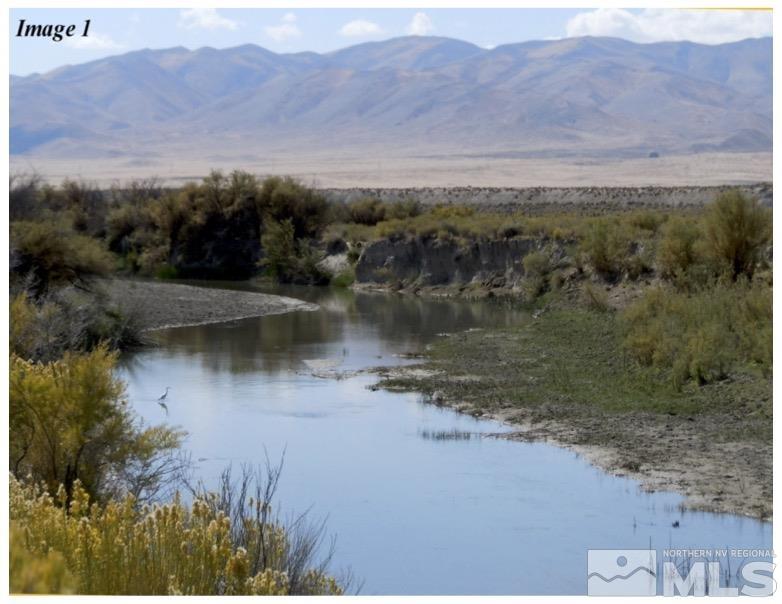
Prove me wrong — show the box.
[104,280,317,331]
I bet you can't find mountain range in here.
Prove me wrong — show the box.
[10,35,772,160]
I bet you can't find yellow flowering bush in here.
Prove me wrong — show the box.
[10,476,343,595]
[10,346,185,503]
[9,522,76,594]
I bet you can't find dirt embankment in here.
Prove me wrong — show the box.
[353,237,563,296]
[323,182,772,213]
[103,280,317,331]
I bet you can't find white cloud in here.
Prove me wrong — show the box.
[65,33,122,50]
[565,8,771,45]
[178,8,238,31]
[407,12,433,36]
[265,13,302,43]
[339,19,383,38]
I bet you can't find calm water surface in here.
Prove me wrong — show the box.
[119,283,771,595]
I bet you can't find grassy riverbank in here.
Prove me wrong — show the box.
[376,293,771,518]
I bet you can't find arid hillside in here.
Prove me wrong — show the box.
[11,35,771,164]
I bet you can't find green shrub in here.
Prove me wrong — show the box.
[522,251,550,277]
[10,173,44,222]
[152,191,190,243]
[260,218,297,280]
[548,269,566,290]
[106,203,153,254]
[11,287,144,362]
[384,198,422,220]
[656,216,702,281]
[11,220,113,296]
[136,244,171,276]
[626,241,655,280]
[260,218,328,284]
[323,222,375,246]
[155,264,179,279]
[622,281,772,388]
[624,210,667,234]
[521,251,551,300]
[581,282,610,312]
[733,280,773,371]
[59,179,105,234]
[703,189,771,280]
[259,176,328,239]
[10,346,185,502]
[371,204,525,241]
[375,217,411,240]
[681,322,736,387]
[10,291,42,359]
[331,269,356,288]
[347,197,387,225]
[295,241,329,285]
[579,218,634,279]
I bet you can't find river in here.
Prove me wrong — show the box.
[118,283,772,595]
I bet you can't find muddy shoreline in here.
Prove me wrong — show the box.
[368,303,771,521]
[372,363,770,520]
[103,279,318,331]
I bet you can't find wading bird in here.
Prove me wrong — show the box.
[157,387,170,415]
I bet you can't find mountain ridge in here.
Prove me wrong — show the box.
[11,35,772,159]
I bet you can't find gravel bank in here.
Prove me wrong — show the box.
[104,280,317,331]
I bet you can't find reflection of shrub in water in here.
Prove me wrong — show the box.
[419,428,473,441]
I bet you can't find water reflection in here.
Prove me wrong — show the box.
[136,283,528,375]
[118,283,771,595]
[419,428,474,441]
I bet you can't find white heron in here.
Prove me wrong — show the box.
[157,387,170,415]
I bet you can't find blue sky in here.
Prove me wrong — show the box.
[10,8,773,76]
